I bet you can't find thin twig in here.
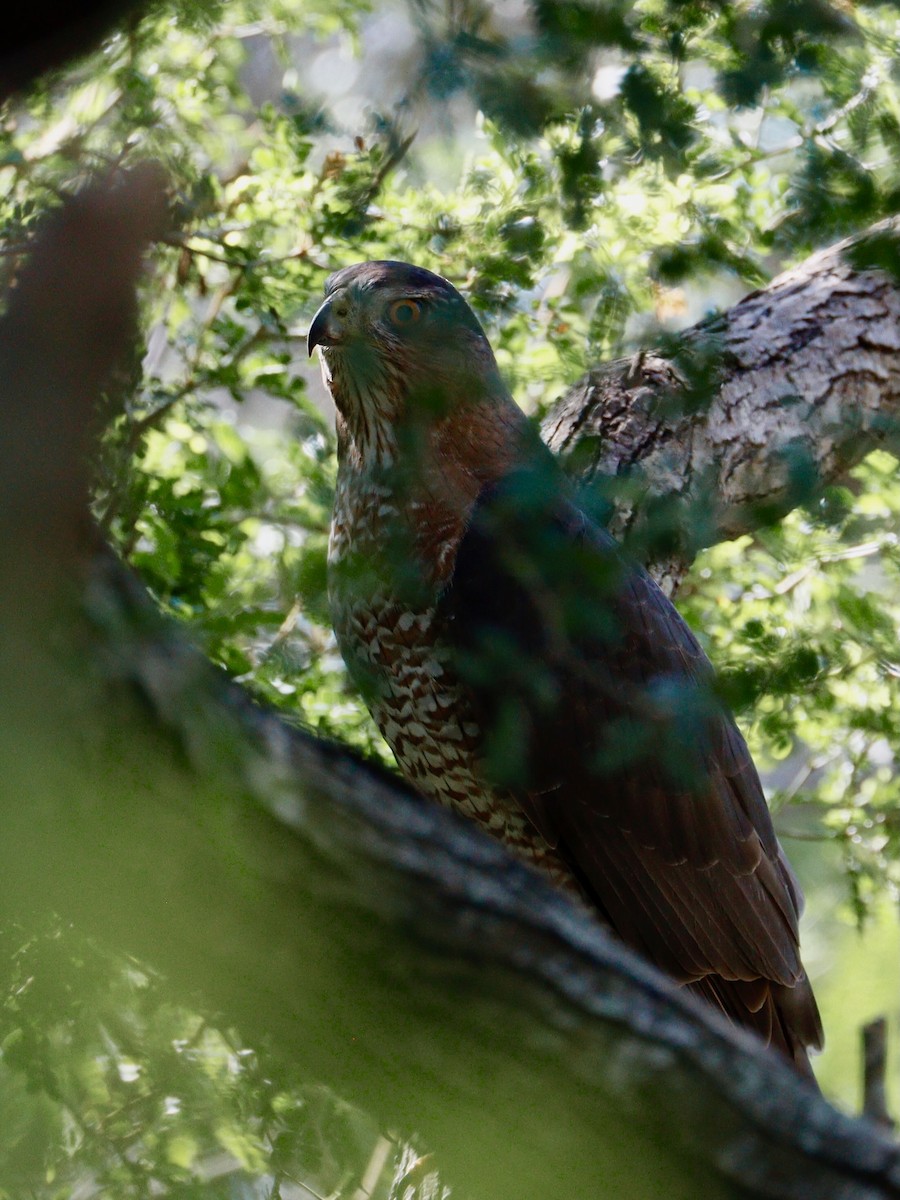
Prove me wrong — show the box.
[862,1017,895,1130]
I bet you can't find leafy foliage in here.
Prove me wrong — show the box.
[3,0,900,1190]
[0,924,409,1199]
[682,450,900,921]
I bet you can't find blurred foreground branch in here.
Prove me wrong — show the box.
[0,1,144,100]
[1,172,900,1200]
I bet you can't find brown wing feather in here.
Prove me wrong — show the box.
[440,467,823,1070]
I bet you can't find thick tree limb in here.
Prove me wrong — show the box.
[543,224,900,590]
[2,174,900,1200]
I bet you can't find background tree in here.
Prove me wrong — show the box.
[1,0,900,1196]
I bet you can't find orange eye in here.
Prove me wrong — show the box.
[389,299,421,326]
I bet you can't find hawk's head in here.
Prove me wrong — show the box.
[308,261,507,463]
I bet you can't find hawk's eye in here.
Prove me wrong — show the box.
[388,299,421,327]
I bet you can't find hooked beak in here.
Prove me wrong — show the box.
[307,297,340,356]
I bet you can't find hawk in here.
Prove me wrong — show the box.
[308,260,823,1076]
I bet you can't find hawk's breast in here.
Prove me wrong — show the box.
[328,468,580,891]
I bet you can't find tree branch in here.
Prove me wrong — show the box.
[543,222,900,590]
[863,1018,896,1131]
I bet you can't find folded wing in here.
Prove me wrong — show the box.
[439,467,823,1073]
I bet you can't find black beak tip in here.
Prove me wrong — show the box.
[307,301,331,357]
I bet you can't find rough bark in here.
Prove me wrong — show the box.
[543,224,900,591]
[3,171,900,1200]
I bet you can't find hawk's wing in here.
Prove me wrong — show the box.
[438,466,823,1069]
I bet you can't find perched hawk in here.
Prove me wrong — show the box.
[308,260,823,1076]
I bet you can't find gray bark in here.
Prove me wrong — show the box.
[543,224,900,591]
[3,172,900,1200]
